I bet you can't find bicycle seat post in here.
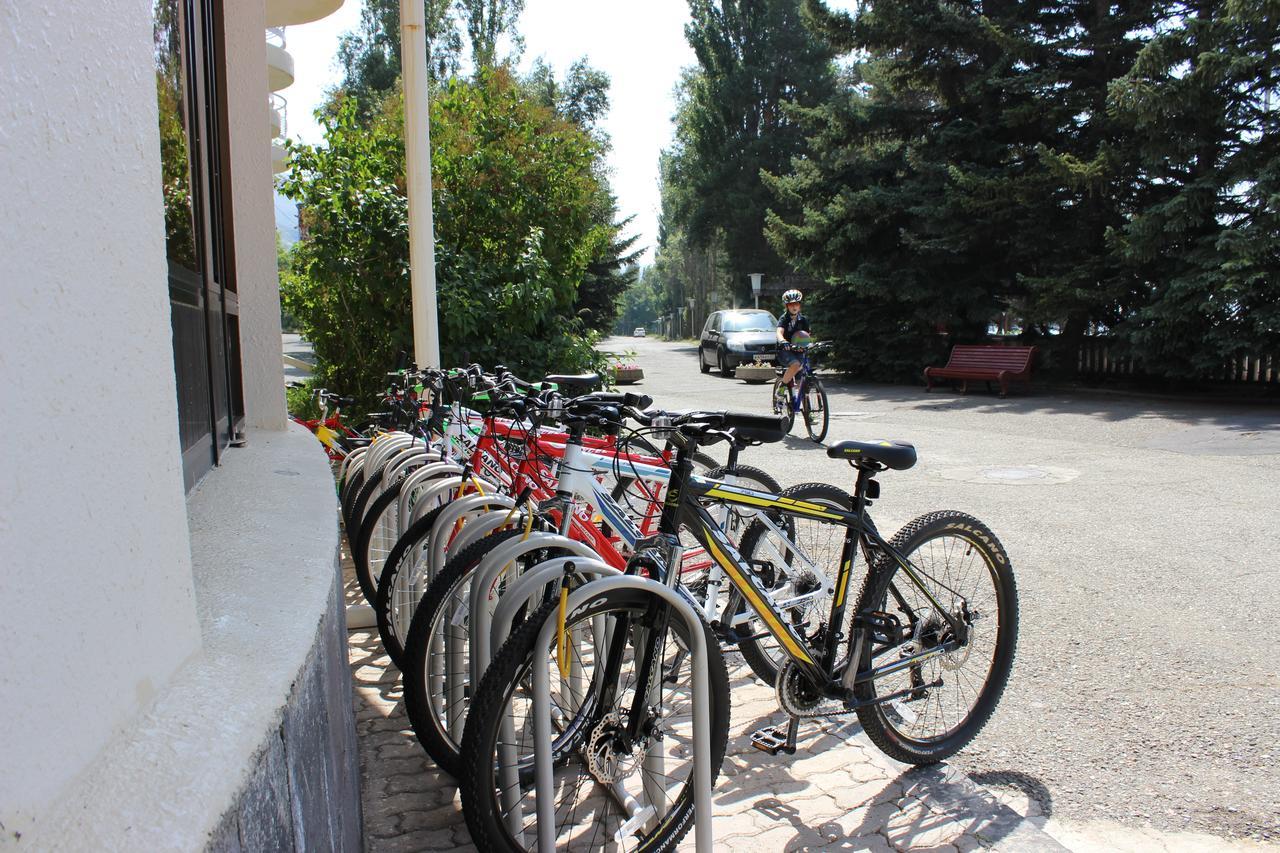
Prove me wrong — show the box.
[850,462,881,523]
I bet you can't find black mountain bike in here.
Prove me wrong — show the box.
[460,408,1018,852]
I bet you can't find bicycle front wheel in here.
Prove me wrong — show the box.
[771,378,795,434]
[461,590,730,852]
[801,378,828,443]
[853,511,1018,764]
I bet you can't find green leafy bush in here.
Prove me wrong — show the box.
[281,70,612,409]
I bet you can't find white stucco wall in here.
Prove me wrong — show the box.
[0,0,202,837]
[225,0,290,430]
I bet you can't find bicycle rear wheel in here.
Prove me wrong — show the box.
[801,377,828,443]
[461,590,730,852]
[853,511,1018,764]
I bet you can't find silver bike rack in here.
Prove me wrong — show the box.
[336,443,367,486]
[396,462,464,531]
[487,556,619,844]
[425,493,517,583]
[404,474,500,529]
[381,445,430,487]
[387,494,517,635]
[442,507,524,559]
[363,432,414,476]
[427,532,600,745]
[485,556,618,674]
[468,534,601,689]
[528,575,715,852]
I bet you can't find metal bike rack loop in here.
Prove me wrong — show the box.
[428,533,601,747]
[404,474,499,529]
[529,575,715,852]
[487,556,618,842]
[485,556,619,673]
[468,534,600,688]
[364,432,414,476]
[443,508,525,562]
[382,448,430,490]
[407,494,518,646]
[396,462,464,526]
[405,475,462,527]
[336,444,367,486]
[425,493,516,583]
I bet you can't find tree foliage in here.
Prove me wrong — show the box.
[281,72,613,405]
[661,0,836,299]
[1106,0,1280,376]
[760,0,1279,383]
[336,0,525,100]
[285,3,639,397]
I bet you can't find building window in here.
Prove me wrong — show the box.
[154,0,244,491]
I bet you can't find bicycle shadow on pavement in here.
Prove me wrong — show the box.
[708,664,1059,851]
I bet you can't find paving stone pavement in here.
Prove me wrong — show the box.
[343,551,1068,852]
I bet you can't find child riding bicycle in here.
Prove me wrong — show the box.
[775,289,811,399]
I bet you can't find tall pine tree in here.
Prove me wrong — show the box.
[1108,0,1280,378]
[768,0,1066,379]
[663,0,836,299]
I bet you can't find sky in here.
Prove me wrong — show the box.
[281,0,700,262]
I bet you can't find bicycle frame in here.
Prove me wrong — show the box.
[662,459,967,696]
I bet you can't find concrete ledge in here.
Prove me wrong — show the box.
[26,425,359,851]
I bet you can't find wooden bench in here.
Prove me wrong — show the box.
[924,344,1036,397]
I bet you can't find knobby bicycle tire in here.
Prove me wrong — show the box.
[853,510,1018,764]
[460,589,731,852]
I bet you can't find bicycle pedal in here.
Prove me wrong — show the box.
[750,725,797,756]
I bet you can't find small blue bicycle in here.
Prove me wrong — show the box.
[770,341,830,442]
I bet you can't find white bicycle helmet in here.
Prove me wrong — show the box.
[782,288,803,305]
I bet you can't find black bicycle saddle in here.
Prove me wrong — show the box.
[826,439,917,470]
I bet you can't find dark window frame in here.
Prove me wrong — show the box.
[160,0,245,491]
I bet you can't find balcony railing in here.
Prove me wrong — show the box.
[270,93,288,142]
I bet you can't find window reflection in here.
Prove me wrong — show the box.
[154,0,198,271]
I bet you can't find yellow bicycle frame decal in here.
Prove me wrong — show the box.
[701,484,845,521]
[834,558,852,607]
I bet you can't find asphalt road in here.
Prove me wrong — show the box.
[603,335,1280,845]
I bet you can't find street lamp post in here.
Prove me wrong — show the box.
[687,297,696,338]
[749,273,763,310]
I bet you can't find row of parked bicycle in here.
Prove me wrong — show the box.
[308,364,1018,852]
